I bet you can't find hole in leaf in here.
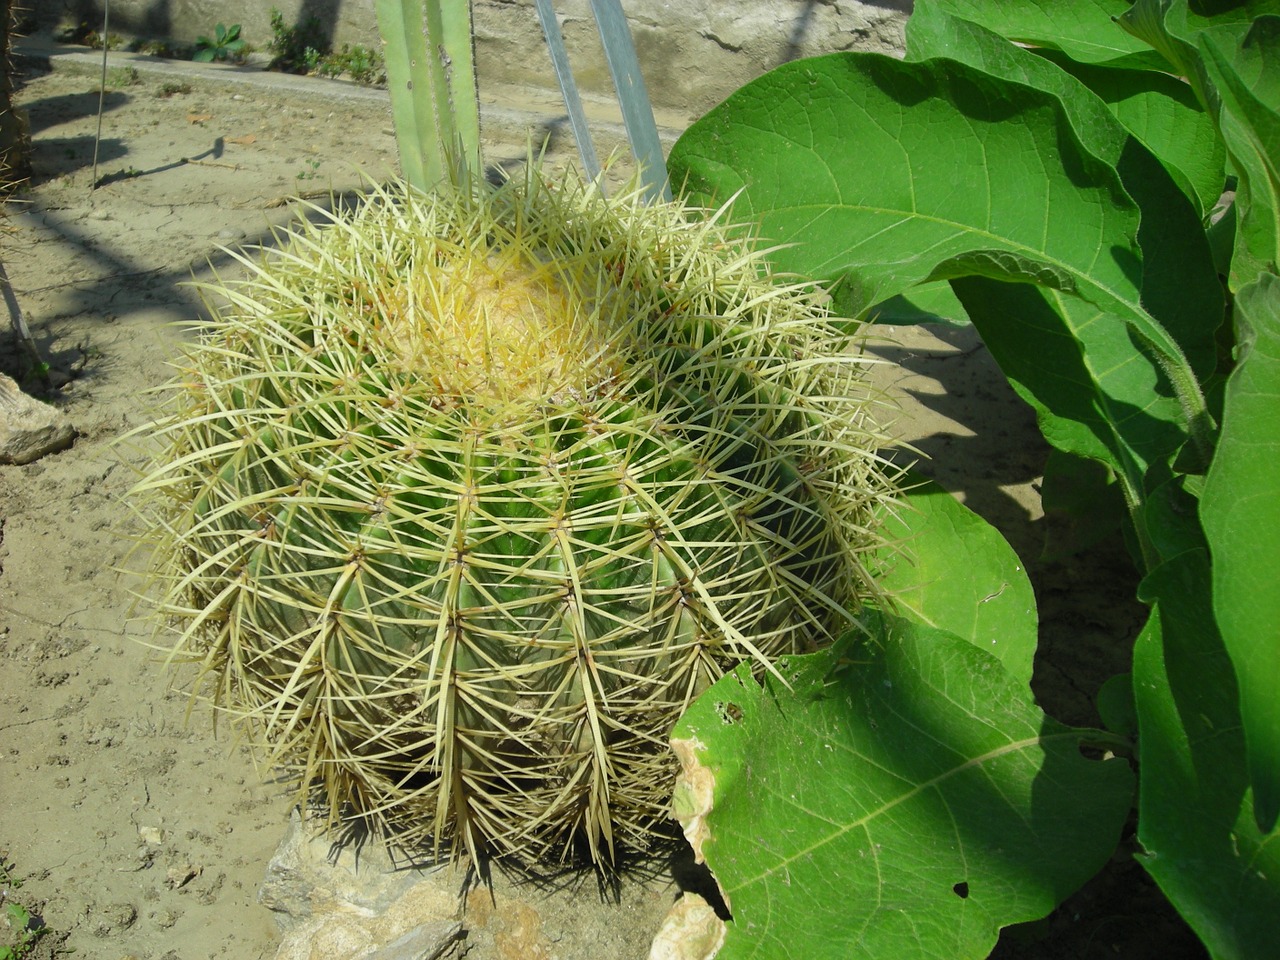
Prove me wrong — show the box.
[714,701,743,724]
[953,881,970,899]
[1077,741,1109,762]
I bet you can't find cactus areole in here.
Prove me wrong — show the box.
[133,168,897,868]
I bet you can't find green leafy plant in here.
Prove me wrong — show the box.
[129,37,184,58]
[315,44,386,86]
[193,23,246,64]
[105,66,139,88]
[267,8,329,75]
[294,158,321,181]
[55,23,123,51]
[155,80,192,98]
[263,10,384,86]
[664,0,1280,957]
[0,905,44,960]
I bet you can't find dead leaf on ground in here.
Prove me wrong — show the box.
[186,113,213,125]
[225,134,256,145]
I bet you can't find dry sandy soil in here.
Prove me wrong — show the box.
[1,37,1204,960]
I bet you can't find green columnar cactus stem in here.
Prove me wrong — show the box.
[375,0,480,191]
[131,167,899,868]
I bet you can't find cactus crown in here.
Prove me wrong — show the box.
[130,167,899,869]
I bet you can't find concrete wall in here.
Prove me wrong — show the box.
[35,0,910,117]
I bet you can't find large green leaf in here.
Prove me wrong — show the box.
[1038,49,1227,218]
[1136,474,1209,567]
[950,276,1185,548]
[911,2,1224,217]
[904,5,1223,378]
[869,281,970,327]
[1132,549,1280,959]
[916,0,1174,71]
[1118,1,1265,55]
[1039,448,1128,559]
[1119,0,1277,104]
[670,617,1133,960]
[1201,274,1280,832]
[1119,3,1280,288]
[1200,18,1280,289]
[668,52,1210,474]
[670,52,1143,322]
[878,477,1038,686]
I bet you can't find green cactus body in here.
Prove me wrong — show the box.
[134,168,896,867]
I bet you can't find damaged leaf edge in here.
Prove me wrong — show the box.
[662,734,730,960]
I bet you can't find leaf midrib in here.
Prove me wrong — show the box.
[727,728,1087,893]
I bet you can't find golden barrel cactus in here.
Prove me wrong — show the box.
[131,168,898,867]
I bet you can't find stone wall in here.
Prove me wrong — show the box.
[35,0,910,116]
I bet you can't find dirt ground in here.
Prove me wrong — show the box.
[1,38,1205,960]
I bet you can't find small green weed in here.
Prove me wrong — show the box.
[155,81,193,98]
[106,66,140,88]
[193,23,247,63]
[268,8,329,74]
[1,904,45,960]
[129,37,185,58]
[295,159,321,181]
[0,857,48,960]
[267,9,385,86]
[316,44,386,85]
[56,22,123,50]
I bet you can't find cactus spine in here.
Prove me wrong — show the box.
[131,167,897,867]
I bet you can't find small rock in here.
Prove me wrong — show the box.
[259,812,414,928]
[0,373,75,465]
[260,812,461,960]
[166,863,201,889]
[275,911,374,960]
[367,922,465,960]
